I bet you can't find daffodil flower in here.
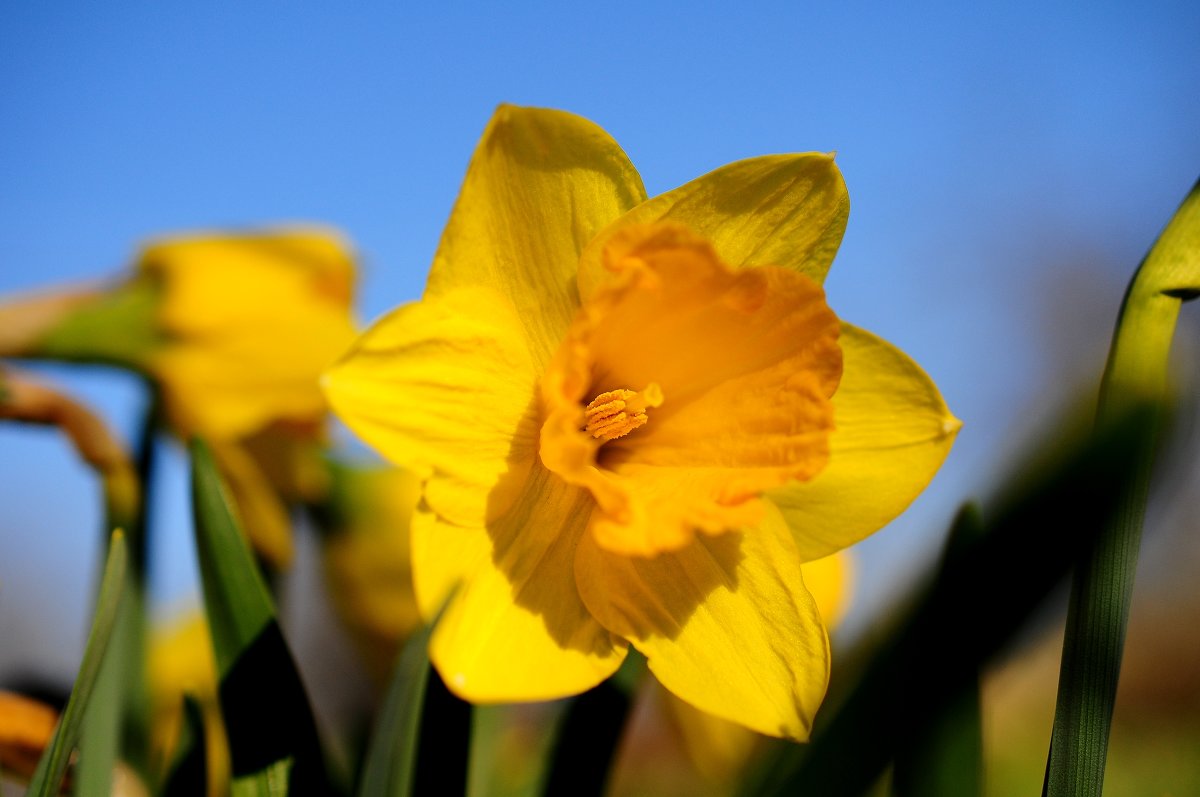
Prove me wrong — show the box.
[0,230,360,566]
[137,232,357,445]
[324,106,957,739]
[137,231,360,566]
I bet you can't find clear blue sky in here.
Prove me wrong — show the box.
[2,2,1198,683]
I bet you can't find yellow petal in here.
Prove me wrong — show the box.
[141,228,358,440]
[425,105,647,363]
[148,614,229,797]
[802,551,854,628]
[140,228,356,328]
[409,505,492,621]
[768,323,959,560]
[209,440,295,568]
[149,613,219,702]
[540,223,841,556]
[575,502,829,741]
[660,555,853,777]
[323,286,540,528]
[0,691,58,781]
[425,467,628,702]
[579,153,848,300]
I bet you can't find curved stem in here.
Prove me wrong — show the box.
[1045,177,1200,797]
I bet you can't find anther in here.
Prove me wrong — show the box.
[583,383,663,441]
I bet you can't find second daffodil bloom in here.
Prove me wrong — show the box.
[0,229,358,567]
[137,231,359,566]
[324,106,958,740]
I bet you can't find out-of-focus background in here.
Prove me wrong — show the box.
[2,3,1198,793]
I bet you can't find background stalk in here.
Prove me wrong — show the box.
[1044,177,1200,796]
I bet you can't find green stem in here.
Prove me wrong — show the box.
[0,278,161,369]
[125,394,160,780]
[1044,177,1200,797]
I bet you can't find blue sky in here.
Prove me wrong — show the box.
[2,2,1198,682]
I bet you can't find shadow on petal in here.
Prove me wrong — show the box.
[421,391,623,671]
[575,529,745,642]
[577,503,828,740]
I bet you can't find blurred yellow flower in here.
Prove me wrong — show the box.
[0,229,358,567]
[138,231,359,567]
[320,464,424,684]
[148,612,228,797]
[138,232,355,442]
[325,106,957,740]
[0,691,58,782]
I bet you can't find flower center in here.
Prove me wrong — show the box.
[583,383,663,442]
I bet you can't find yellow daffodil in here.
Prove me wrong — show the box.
[0,229,358,566]
[138,230,359,566]
[137,232,356,443]
[324,105,957,740]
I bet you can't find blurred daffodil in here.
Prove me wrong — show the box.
[148,612,229,797]
[318,463,424,684]
[138,231,358,567]
[0,229,359,567]
[325,106,957,740]
[136,232,356,445]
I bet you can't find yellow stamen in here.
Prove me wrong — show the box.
[584,383,663,441]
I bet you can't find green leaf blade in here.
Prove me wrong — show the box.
[189,439,327,796]
[1045,176,1200,797]
[27,531,128,797]
[356,620,435,797]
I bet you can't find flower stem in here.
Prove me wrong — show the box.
[0,279,161,369]
[0,285,102,357]
[541,679,632,797]
[891,506,984,797]
[1044,177,1200,797]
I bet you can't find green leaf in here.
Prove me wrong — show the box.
[27,531,128,797]
[189,438,327,796]
[467,707,511,797]
[74,590,131,796]
[1045,177,1200,797]
[77,401,156,795]
[356,620,435,797]
[891,505,985,797]
[467,704,566,797]
[742,400,1157,797]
